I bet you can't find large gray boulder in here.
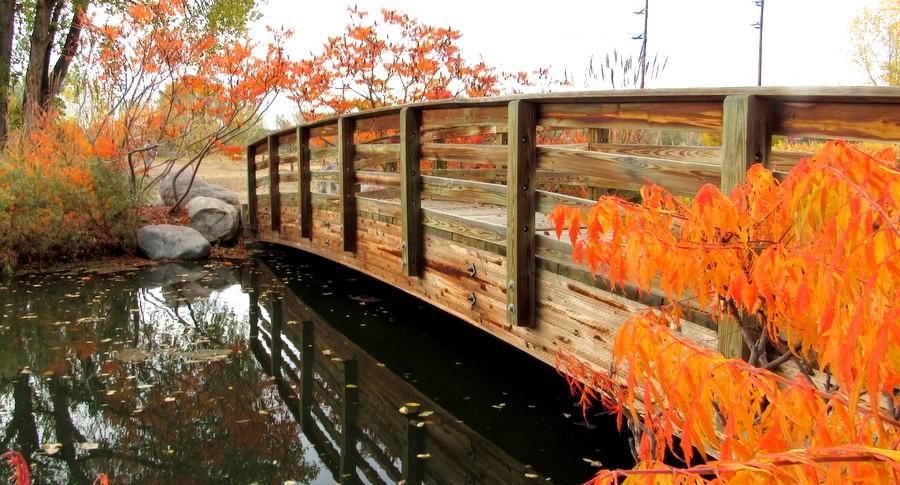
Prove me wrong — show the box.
[186,196,240,244]
[137,225,210,260]
[159,170,240,208]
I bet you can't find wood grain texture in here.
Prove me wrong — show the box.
[298,126,312,239]
[538,145,721,196]
[421,176,506,206]
[588,143,721,164]
[338,117,357,252]
[538,102,723,131]
[507,100,538,327]
[422,208,506,245]
[420,143,507,165]
[267,135,281,232]
[719,94,772,359]
[420,106,508,130]
[353,112,400,132]
[774,101,900,141]
[400,107,423,277]
[247,145,258,235]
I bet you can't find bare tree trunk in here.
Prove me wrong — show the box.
[22,0,55,129]
[48,1,89,103]
[22,0,85,129]
[0,0,15,145]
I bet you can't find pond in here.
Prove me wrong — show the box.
[0,247,633,484]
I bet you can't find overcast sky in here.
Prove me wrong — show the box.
[252,0,878,118]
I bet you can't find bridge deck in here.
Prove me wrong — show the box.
[246,87,899,389]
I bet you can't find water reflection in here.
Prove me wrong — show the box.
[0,253,632,484]
[0,262,314,484]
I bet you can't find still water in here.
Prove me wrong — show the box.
[0,247,633,484]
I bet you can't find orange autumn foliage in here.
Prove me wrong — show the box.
[0,451,30,485]
[0,116,137,272]
[552,141,900,483]
[287,6,568,120]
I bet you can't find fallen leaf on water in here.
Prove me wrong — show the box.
[418,411,434,417]
[582,457,603,467]
[415,453,431,459]
[79,442,100,451]
[136,384,153,390]
[525,472,539,479]
[164,396,176,403]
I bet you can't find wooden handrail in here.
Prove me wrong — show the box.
[247,86,900,359]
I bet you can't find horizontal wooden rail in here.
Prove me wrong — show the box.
[248,86,899,380]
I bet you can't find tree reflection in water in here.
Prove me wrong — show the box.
[0,261,317,484]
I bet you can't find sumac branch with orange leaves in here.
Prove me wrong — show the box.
[552,141,900,483]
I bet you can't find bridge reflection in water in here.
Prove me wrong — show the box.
[249,254,627,484]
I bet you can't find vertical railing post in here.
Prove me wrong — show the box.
[297,126,312,240]
[339,358,359,484]
[400,107,423,276]
[718,94,771,359]
[246,144,258,236]
[268,134,281,233]
[338,118,356,252]
[298,320,314,433]
[506,100,537,328]
[269,289,283,378]
[248,266,259,340]
[400,405,425,485]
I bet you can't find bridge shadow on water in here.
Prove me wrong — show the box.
[0,246,633,484]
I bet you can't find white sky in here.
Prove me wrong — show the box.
[253,0,878,120]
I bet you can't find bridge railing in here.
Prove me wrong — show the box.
[247,87,899,358]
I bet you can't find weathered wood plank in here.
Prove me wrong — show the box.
[420,143,507,165]
[421,208,506,245]
[421,176,506,206]
[354,112,400,132]
[338,117,357,252]
[400,108,423,277]
[507,100,538,327]
[719,94,772,359]
[358,196,402,220]
[587,143,721,164]
[538,102,723,131]
[535,190,595,214]
[420,106,508,130]
[356,171,400,187]
[355,143,400,159]
[298,126,312,239]
[268,135,281,232]
[537,145,721,196]
[247,145,258,235]
[774,101,900,142]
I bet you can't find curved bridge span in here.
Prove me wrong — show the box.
[246,87,899,373]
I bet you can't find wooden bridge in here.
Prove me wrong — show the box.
[245,87,899,379]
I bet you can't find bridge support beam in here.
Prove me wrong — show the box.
[400,107,423,277]
[297,126,312,240]
[246,145,258,236]
[269,289,283,378]
[339,358,359,484]
[268,134,281,233]
[506,100,537,328]
[338,117,357,252]
[718,94,772,359]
